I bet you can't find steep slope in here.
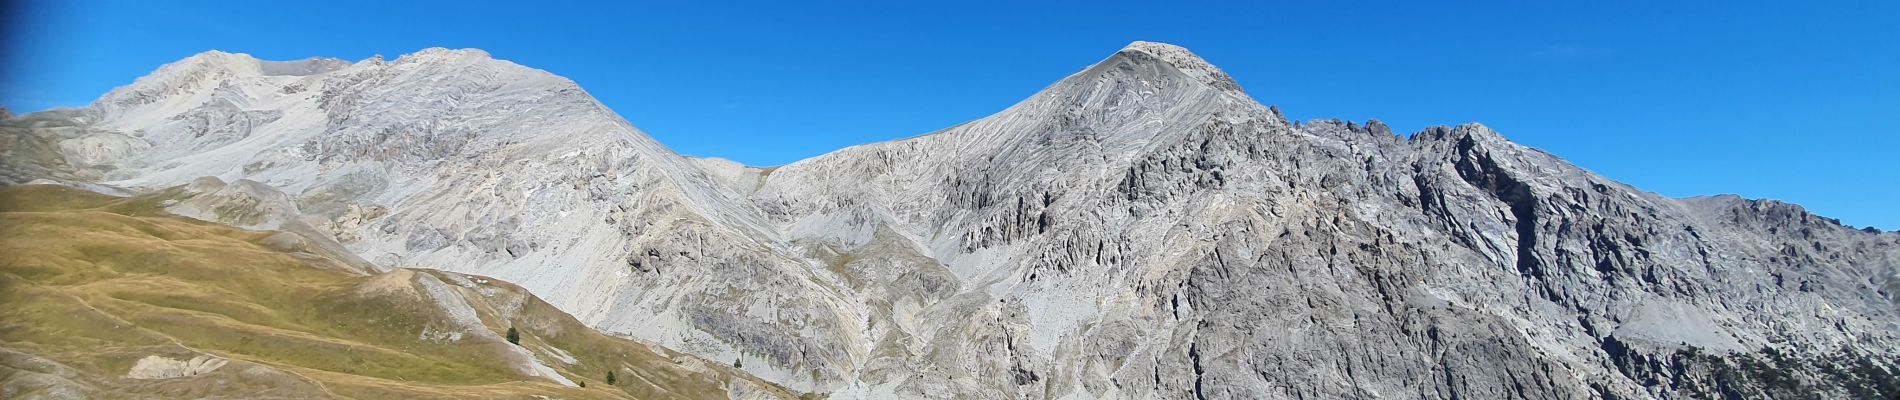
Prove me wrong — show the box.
[2,42,1895,399]
[0,184,796,399]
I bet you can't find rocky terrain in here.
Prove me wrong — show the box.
[0,41,1894,399]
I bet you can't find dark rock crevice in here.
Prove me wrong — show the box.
[1450,135,1545,280]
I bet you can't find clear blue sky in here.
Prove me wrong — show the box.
[2,1,1896,229]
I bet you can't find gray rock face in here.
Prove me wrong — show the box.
[2,42,1894,399]
[748,43,1900,399]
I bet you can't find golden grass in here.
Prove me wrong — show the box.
[0,185,800,399]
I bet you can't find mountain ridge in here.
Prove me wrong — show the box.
[2,41,1895,399]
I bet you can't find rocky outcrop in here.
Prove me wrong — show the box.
[125,355,228,380]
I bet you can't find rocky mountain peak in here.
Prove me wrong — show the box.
[122,50,254,84]
[1114,41,1245,94]
[917,40,1269,158]
[1408,121,1505,142]
[85,51,254,121]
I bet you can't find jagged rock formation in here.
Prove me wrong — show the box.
[1,42,1894,399]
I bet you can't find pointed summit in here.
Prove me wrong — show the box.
[1115,41,1245,94]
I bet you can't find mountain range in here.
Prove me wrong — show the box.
[1,41,1895,399]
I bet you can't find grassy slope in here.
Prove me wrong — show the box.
[0,184,797,399]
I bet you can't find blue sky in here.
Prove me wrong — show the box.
[2,1,1896,229]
